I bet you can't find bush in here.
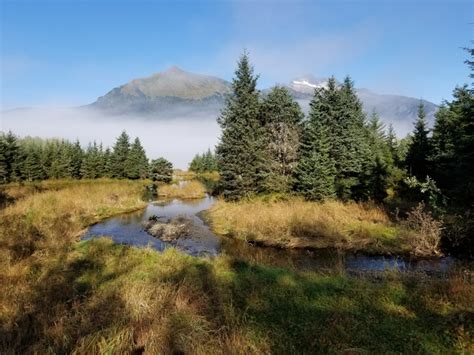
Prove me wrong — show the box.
[149,158,173,183]
[404,202,443,256]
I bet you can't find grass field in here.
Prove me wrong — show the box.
[0,180,472,353]
[207,196,442,256]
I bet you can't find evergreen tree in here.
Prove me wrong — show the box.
[126,137,149,179]
[189,149,218,173]
[203,148,218,172]
[69,140,83,179]
[189,153,204,173]
[335,76,372,199]
[464,43,474,83]
[0,135,7,183]
[81,142,102,179]
[96,143,106,178]
[294,76,371,200]
[46,140,70,179]
[4,131,21,182]
[20,145,44,181]
[362,110,394,201]
[111,131,130,178]
[58,140,73,178]
[103,147,113,178]
[150,157,173,183]
[430,104,457,191]
[430,85,474,205]
[294,87,336,200]
[386,123,401,165]
[216,52,266,200]
[406,102,431,179]
[260,86,303,193]
[451,86,474,205]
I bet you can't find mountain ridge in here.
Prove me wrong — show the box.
[87,67,437,134]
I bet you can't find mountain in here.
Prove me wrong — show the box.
[89,66,231,116]
[288,75,330,95]
[88,68,437,135]
[283,76,438,134]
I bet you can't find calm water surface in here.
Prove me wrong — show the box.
[83,196,464,274]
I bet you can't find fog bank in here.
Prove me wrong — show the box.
[1,107,221,169]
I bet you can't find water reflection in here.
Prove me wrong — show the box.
[83,196,461,274]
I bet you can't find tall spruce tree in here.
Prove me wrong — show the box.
[406,102,431,179]
[111,131,131,178]
[294,87,336,200]
[363,110,394,201]
[216,52,266,200]
[430,85,474,206]
[260,86,303,193]
[451,86,474,205]
[335,76,372,199]
[126,137,149,179]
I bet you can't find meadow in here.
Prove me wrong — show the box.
[0,180,472,353]
[207,196,442,256]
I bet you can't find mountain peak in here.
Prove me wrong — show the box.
[289,75,329,94]
[92,68,232,112]
[165,66,186,74]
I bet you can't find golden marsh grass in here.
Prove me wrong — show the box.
[0,180,471,353]
[207,197,411,254]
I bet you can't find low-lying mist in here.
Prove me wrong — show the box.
[1,107,221,169]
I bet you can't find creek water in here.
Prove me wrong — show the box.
[83,195,461,274]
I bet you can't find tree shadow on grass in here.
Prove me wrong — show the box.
[1,241,470,354]
[225,260,468,354]
[1,241,144,353]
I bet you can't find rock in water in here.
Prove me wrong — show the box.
[143,215,190,241]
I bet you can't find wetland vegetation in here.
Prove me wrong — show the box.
[1,51,473,353]
[0,180,472,353]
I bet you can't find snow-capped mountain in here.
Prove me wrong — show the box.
[289,75,330,94]
[283,76,437,134]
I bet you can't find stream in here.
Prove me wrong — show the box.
[83,195,463,274]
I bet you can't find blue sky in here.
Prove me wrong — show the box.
[1,0,472,110]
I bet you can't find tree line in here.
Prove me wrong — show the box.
[216,51,473,212]
[0,131,173,183]
[189,149,218,173]
[216,53,405,202]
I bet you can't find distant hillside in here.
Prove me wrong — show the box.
[88,68,437,135]
[282,76,438,134]
[89,66,231,116]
